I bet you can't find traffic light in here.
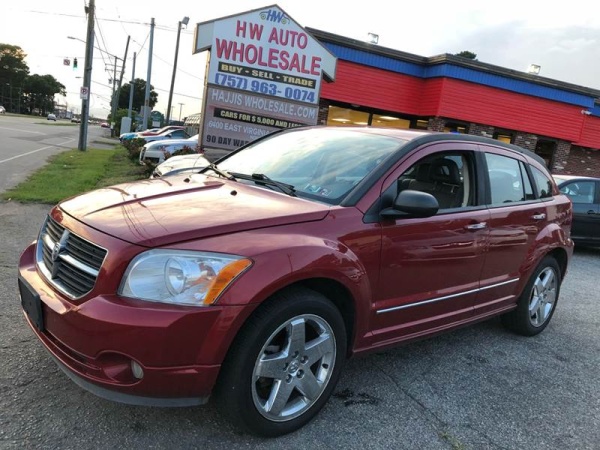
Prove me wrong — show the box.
[73,58,78,69]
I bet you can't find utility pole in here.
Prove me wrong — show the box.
[110,55,117,122]
[142,18,155,131]
[110,35,130,137]
[178,102,184,121]
[78,0,95,151]
[127,52,136,118]
[166,17,189,124]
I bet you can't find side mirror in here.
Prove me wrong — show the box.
[380,190,439,219]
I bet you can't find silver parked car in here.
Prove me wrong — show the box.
[150,153,210,178]
[140,134,200,164]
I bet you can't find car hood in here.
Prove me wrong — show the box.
[59,174,330,247]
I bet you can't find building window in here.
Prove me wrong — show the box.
[327,105,418,129]
[327,105,370,127]
[493,132,513,144]
[535,139,556,168]
[372,114,410,129]
[413,119,429,130]
[444,122,467,134]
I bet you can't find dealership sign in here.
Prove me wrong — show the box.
[194,4,337,151]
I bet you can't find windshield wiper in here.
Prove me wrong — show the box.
[200,163,236,181]
[230,172,297,197]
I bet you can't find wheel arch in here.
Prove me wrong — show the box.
[291,278,356,357]
[547,246,569,281]
[230,279,357,359]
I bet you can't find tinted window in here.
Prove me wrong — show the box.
[397,152,473,209]
[485,153,525,204]
[560,181,596,204]
[531,166,553,198]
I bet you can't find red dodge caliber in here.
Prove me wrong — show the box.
[18,127,573,436]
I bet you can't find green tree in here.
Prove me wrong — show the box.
[106,108,130,135]
[0,44,30,112]
[23,74,66,116]
[454,50,477,60]
[117,78,158,111]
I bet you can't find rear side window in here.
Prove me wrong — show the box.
[485,153,526,204]
[531,167,553,199]
[519,162,535,200]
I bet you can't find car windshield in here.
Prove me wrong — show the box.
[217,128,404,204]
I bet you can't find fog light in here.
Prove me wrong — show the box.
[131,361,144,379]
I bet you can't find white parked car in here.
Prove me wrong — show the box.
[150,153,210,178]
[140,128,189,144]
[0,105,6,114]
[47,113,57,121]
[140,134,199,164]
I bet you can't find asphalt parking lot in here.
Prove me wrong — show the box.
[0,200,598,449]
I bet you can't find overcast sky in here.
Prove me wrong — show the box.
[1,0,599,118]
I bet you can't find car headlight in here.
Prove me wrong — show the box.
[118,249,252,306]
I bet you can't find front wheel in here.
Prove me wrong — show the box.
[502,256,561,336]
[215,287,347,436]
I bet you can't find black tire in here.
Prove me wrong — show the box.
[501,256,561,336]
[215,286,347,437]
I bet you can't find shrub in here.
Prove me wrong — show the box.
[122,138,146,162]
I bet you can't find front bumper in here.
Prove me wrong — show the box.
[18,243,248,406]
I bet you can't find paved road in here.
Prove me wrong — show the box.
[1,203,598,449]
[0,115,106,193]
[0,120,598,449]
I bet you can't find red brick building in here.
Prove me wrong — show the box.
[309,28,600,176]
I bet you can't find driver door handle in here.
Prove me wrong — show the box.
[465,222,487,231]
[532,213,546,220]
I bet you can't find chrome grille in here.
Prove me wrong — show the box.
[36,216,107,299]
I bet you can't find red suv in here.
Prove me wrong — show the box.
[18,127,573,436]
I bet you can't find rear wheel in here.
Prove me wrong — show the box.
[502,256,561,336]
[215,287,346,436]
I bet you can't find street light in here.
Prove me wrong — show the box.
[178,102,185,121]
[166,16,189,124]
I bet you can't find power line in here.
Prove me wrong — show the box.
[132,33,150,54]
[26,10,151,26]
[150,50,203,81]
[153,86,201,100]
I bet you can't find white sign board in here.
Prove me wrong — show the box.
[79,86,89,100]
[194,5,337,151]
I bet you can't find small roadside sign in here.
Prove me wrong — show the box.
[80,86,89,100]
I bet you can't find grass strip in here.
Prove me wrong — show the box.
[2,147,147,204]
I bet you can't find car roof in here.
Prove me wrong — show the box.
[293,126,547,166]
[553,174,600,182]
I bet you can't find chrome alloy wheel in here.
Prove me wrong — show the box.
[529,267,557,327]
[252,314,336,422]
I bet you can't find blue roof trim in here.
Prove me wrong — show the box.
[324,43,425,77]
[324,42,595,108]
